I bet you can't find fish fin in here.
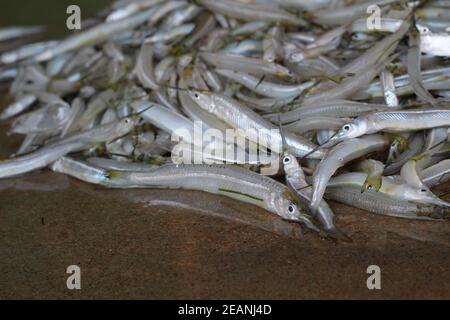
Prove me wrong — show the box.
[361,174,382,193]
[392,134,408,152]
[410,154,424,161]
[105,170,123,180]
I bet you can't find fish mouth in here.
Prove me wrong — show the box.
[431,198,450,208]
[324,227,353,243]
[298,214,320,233]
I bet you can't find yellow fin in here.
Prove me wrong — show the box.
[105,170,123,180]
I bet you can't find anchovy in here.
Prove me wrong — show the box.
[105,164,308,223]
[326,186,446,220]
[189,91,326,159]
[282,153,351,241]
[0,116,138,179]
[329,110,450,145]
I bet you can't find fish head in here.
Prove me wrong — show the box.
[276,69,295,81]
[116,116,140,136]
[352,33,370,42]
[278,194,320,231]
[318,120,364,149]
[332,118,367,142]
[402,185,449,207]
[416,24,430,35]
[265,54,275,63]
[417,187,450,208]
[188,90,214,112]
[289,52,305,63]
[282,153,301,176]
[277,198,302,222]
[275,190,312,223]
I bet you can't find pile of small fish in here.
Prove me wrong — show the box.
[1,0,450,241]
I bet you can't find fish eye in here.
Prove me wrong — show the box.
[288,205,295,214]
[420,188,427,193]
[343,125,351,131]
[194,93,200,99]
[124,118,130,124]
[283,156,291,164]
